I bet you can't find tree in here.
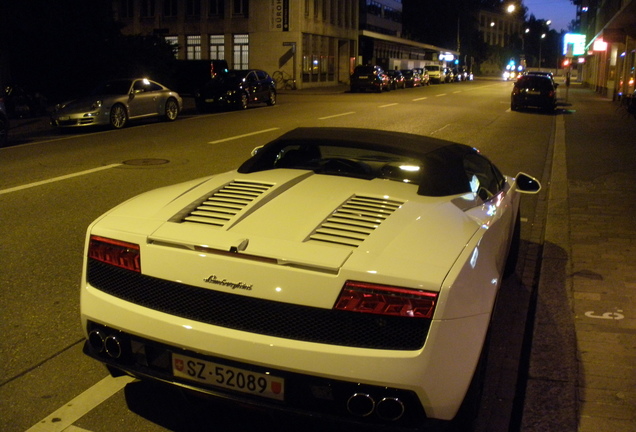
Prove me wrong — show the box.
[1,0,177,103]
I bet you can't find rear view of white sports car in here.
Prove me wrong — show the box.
[81,128,540,431]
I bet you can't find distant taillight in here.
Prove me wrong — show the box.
[88,235,141,272]
[334,281,437,319]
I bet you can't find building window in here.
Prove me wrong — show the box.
[209,35,225,59]
[186,35,201,59]
[233,34,249,69]
[232,0,248,16]
[163,0,178,17]
[120,0,134,18]
[140,0,155,17]
[165,35,179,58]
[209,0,224,16]
[187,0,201,16]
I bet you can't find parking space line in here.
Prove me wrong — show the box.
[0,164,122,196]
[318,112,355,120]
[208,127,280,144]
[25,375,135,432]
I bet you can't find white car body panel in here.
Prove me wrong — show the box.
[80,128,540,428]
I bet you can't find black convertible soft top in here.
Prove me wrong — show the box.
[238,127,483,196]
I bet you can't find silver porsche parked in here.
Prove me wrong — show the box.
[51,78,182,129]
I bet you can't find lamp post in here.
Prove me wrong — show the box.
[538,33,546,69]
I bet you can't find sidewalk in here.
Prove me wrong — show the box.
[521,84,636,431]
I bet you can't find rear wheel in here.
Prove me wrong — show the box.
[504,210,521,278]
[238,93,249,110]
[110,104,127,129]
[164,98,179,121]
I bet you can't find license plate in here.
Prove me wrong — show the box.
[527,90,541,95]
[58,116,70,121]
[172,353,285,401]
[358,75,368,79]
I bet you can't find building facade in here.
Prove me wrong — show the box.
[581,0,636,99]
[112,0,458,88]
[113,0,359,89]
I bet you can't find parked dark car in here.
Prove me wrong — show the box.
[386,70,406,89]
[401,69,422,87]
[350,65,390,93]
[0,96,8,147]
[2,84,48,118]
[511,75,558,112]
[195,69,277,111]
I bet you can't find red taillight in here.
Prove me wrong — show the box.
[334,281,437,319]
[88,235,141,272]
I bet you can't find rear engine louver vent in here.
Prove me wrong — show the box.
[309,196,404,247]
[182,180,275,227]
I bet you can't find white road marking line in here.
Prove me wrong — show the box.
[318,112,355,120]
[0,164,122,196]
[436,93,447,97]
[63,426,93,432]
[379,103,399,108]
[26,375,135,432]
[413,97,428,101]
[208,127,280,144]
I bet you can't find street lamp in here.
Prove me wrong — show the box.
[538,33,546,69]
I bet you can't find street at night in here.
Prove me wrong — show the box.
[2,79,634,431]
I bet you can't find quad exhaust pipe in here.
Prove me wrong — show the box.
[346,393,405,421]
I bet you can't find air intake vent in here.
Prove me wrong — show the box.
[182,180,274,227]
[309,196,404,247]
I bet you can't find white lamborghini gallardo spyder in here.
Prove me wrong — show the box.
[81,128,541,430]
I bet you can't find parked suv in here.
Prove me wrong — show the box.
[350,65,390,92]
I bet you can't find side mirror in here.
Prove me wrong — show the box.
[251,146,263,157]
[515,172,541,194]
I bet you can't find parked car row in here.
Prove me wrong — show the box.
[49,69,277,130]
[350,65,471,93]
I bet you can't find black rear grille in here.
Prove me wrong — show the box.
[87,260,430,350]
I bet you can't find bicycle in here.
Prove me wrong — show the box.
[272,70,297,90]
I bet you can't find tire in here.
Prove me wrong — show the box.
[109,104,127,129]
[266,89,277,106]
[163,98,179,121]
[504,210,521,279]
[0,114,8,147]
[238,93,248,110]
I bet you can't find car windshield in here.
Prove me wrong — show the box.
[91,80,133,96]
[354,66,377,75]
[427,66,440,71]
[517,77,553,90]
[268,144,424,183]
[211,71,250,84]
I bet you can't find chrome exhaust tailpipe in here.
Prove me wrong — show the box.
[347,393,375,417]
[376,397,405,421]
[88,330,106,353]
[104,335,123,358]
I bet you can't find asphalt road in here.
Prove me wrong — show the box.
[0,80,554,432]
